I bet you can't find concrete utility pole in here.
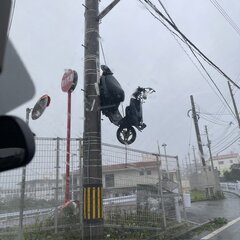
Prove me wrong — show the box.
[83,0,103,238]
[83,1,121,239]
[187,152,192,173]
[190,95,206,167]
[162,143,170,179]
[192,146,198,172]
[228,81,240,128]
[205,125,214,171]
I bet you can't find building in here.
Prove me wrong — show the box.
[16,179,63,201]
[209,153,240,176]
[69,160,179,199]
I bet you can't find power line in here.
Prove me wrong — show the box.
[139,0,240,89]
[138,0,237,119]
[212,127,239,150]
[99,36,107,65]
[200,115,229,126]
[214,135,240,154]
[209,0,240,37]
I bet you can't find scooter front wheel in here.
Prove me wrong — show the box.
[116,126,136,145]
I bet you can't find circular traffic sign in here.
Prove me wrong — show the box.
[61,69,78,93]
[31,94,51,120]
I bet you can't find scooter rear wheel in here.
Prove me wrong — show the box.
[116,126,136,145]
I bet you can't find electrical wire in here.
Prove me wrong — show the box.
[214,135,240,154]
[200,115,229,126]
[209,0,240,37]
[99,36,107,65]
[171,29,236,118]
[212,127,239,150]
[200,112,232,124]
[139,0,240,89]
[138,0,237,119]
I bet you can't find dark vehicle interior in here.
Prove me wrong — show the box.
[0,0,35,173]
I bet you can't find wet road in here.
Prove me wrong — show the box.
[203,219,240,240]
[186,192,240,224]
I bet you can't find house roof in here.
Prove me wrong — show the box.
[17,179,58,185]
[212,153,239,161]
[102,161,159,172]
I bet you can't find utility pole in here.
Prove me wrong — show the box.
[83,1,122,239]
[162,143,170,179]
[228,81,240,128]
[185,156,188,171]
[192,146,198,172]
[190,95,206,166]
[83,0,103,239]
[205,126,214,171]
[187,152,191,173]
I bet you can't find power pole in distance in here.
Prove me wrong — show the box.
[228,81,240,128]
[190,95,206,166]
[205,125,214,171]
[192,146,198,172]
[83,1,122,239]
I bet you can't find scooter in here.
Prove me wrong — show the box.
[117,87,155,144]
[99,65,155,145]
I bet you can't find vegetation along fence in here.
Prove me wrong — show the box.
[0,137,186,239]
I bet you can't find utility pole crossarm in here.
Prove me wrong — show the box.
[98,0,121,20]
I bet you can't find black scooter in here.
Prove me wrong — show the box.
[99,65,155,145]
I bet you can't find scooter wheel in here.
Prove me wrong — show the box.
[116,126,136,145]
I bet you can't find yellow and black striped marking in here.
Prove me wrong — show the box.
[83,184,103,223]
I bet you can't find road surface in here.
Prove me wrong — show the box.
[186,192,240,224]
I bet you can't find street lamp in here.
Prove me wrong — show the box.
[162,143,170,179]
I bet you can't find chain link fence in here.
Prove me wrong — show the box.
[0,137,186,239]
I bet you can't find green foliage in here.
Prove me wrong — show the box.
[224,169,240,181]
[191,190,224,202]
[191,190,206,201]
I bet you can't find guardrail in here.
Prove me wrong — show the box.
[220,182,240,196]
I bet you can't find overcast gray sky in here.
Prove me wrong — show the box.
[8,0,240,163]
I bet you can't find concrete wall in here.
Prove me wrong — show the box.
[189,168,220,193]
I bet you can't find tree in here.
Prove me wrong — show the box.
[224,168,240,182]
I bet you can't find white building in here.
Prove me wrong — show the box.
[16,179,63,201]
[208,153,240,176]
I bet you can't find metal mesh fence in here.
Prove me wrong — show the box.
[0,138,185,239]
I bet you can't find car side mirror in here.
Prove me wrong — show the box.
[0,116,35,172]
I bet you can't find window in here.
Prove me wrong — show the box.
[146,170,152,175]
[105,174,114,188]
[219,161,224,165]
[139,170,144,176]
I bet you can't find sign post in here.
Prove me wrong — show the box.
[61,69,78,203]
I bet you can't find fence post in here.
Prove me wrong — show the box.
[156,147,167,229]
[176,156,187,221]
[18,166,26,240]
[54,137,60,234]
[79,138,83,228]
